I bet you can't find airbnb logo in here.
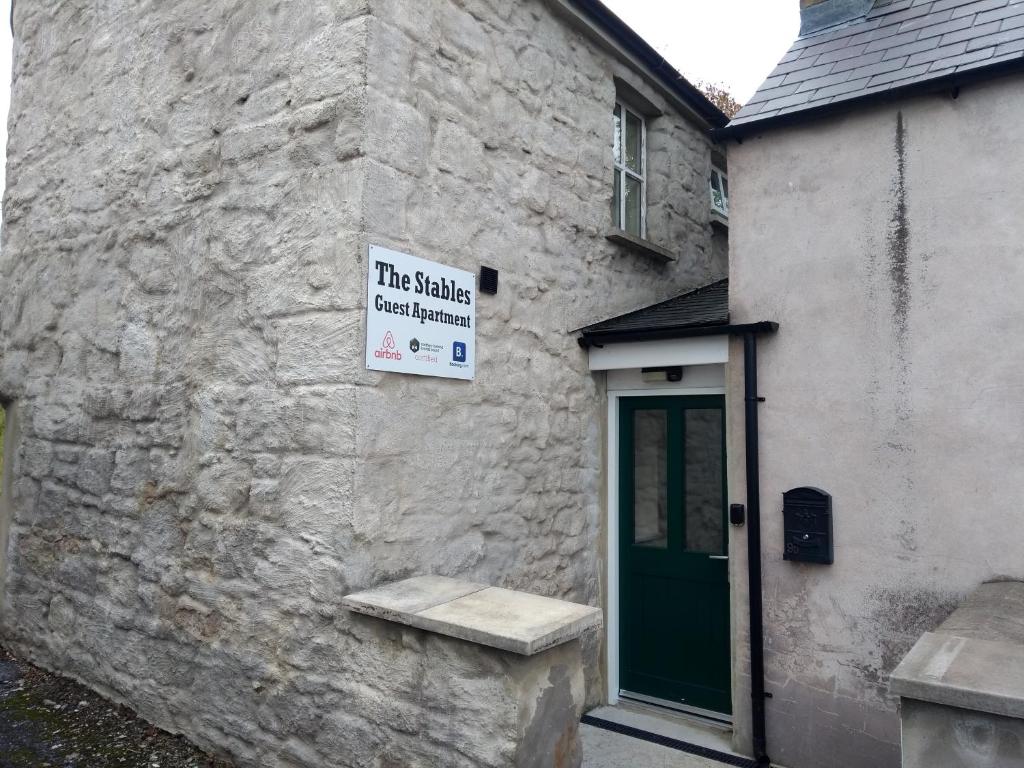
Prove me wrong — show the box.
[374,330,402,360]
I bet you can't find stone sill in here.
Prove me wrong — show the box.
[891,581,1024,719]
[605,229,676,263]
[891,632,1024,719]
[342,575,603,656]
[710,211,729,231]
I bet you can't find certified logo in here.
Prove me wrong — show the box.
[409,338,420,353]
[374,331,402,361]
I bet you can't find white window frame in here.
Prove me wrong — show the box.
[710,165,729,218]
[613,101,647,239]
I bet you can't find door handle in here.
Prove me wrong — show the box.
[708,555,729,560]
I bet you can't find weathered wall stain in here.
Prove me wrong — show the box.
[887,111,911,343]
[865,587,963,689]
[518,662,581,768]
[882,111,918,554]
[902,698,1024,768]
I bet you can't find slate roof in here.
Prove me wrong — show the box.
[578,279,730,341]
[729,0,1024,131]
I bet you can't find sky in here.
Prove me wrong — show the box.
[602,0,800,104]
[0,1,799,198]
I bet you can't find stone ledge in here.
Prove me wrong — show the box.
[342,575,602,656]
[891,581,1024,719]
[605,229,677,262]
[891,631,1024,719]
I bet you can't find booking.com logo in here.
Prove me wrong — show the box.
[452,341,467,363]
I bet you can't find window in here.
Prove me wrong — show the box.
[613,102,646,238]
[710,166,729,218]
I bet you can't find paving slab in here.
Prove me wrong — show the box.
[581,724,724,768]
[586,704,735,755]
[342,576,602,655]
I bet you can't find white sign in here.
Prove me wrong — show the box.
[365,244,475,380]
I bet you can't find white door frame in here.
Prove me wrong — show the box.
[605,381,726,705]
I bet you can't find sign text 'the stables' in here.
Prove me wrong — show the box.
[364,244,476,381]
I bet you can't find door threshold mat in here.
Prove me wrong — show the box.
[580,714,760,767]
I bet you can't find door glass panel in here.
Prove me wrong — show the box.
[633,409,668,548]
[684,409,724,553]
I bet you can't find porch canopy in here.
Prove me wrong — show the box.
[577,279,774,371]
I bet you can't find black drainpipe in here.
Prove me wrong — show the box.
[742,330,770,766]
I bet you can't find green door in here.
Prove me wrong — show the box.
[619,395,731,715]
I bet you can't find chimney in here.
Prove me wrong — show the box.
[800,0,874,36]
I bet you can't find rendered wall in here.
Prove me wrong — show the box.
[902,699,1024,768]
[0,0,724,765]
[727,75,1024,768]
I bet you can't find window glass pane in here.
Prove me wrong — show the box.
[625,175,642,236]
[684,409,724,554]
[613,169,622,229]
[613,104,622,166]
[710,173,725,214]
[634,410,668,549]
[625,110,642,174]
[721,175,729,211]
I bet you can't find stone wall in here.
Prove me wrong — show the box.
[727,74,1024,768]
[0,0,724,765]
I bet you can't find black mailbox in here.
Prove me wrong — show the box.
[783,487,833,564]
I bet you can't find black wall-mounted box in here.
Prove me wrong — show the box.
[783,487,833,564]
[479,266,499,295]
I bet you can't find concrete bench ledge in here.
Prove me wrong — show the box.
[891,581,1024,719]
[341,575,603,656]
[891,631,1024,719]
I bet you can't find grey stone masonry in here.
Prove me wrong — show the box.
[892,581,1024,767]
[343,577,600,767]
[0,0,724,766]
